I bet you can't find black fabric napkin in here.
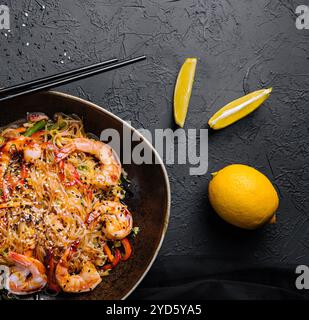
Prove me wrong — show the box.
[129,256,308,300]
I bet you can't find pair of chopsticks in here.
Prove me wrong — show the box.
[0,55,146,103]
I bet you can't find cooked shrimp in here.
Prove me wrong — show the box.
[27,112,49,123]
[0,137,42,197]
[6,252,47,295]
[1,127,26,139]
[0,152,10,198]
[2,136,42,163]
[87,201,133,240]
[55,248,101,293]
[58,138,121,187]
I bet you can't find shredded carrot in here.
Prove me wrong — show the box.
[31,130,46,140]
[103,244,114,263]
[121,238,132,261]
[16,127,26,133]
[0,201,33,209]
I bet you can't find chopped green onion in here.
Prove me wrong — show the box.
[0,137,5,148]
[77,165,88,171]
[120,172,131,184]
[47,120,67,131]
[101,269,111,277]
[114,241,121,248]
[24,120,47,137]
[46,120,55,130]
[132,226,140,237]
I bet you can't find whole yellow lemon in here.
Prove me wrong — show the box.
[209,164,279,229]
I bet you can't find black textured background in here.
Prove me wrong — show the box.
[1,0,309,299]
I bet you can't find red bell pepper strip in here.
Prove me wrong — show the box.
[71,240,80,251]
[46,253,61,293]
[112,249,121,267]
[66,240,81,260]
[63,177,82,187]
[103,244,114,263]
[59,161,82,187]
[58,160,65,181]
[102,248,121,271]
[84,210,91,224]
[87,188,93,201]
[21,164,28,179]
[121,238,132,261]
[102,264,112,271]
[31,130,46,140]
[20,163,28,184]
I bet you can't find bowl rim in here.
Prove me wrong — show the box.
[43,90,171,300]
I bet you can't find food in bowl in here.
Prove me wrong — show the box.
[0,113,136,295]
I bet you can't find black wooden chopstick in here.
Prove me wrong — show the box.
[0,55,146,103]
[0,58,118,96]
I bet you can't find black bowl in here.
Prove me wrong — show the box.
[0,91,171,300]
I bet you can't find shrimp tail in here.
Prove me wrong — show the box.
[56,143,75,162]
[8,252,32,268]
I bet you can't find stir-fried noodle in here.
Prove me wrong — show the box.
[0,113,135,294]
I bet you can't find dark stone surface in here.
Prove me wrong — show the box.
[1,0,309,299]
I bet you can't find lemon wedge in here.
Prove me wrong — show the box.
[174,58,197,127]
[208,88,272,130]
